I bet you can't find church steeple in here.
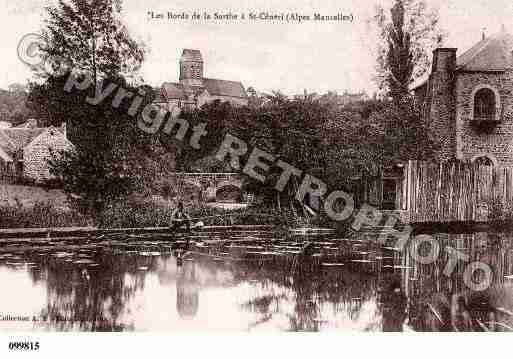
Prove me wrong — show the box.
[179,49,204,86]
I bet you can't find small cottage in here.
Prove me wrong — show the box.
[0,120,72,183]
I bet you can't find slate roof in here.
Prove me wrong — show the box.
[0,126,65,162]
[161,83,187,100]
[411,30,513,90]
[161,79,247,100]
[203,78,248,98]
[0,128,46,155]
[456,31,513,71]
[181,49,203,62]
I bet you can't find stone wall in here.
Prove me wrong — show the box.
[23,129,72,182]
[455,71,513,166]
[428,49,458,161]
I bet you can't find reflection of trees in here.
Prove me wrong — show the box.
[176,261,199,320]
[376,275,407,332]
[404,232,513,331]
[235,257,378,331]
[26,251,162,331]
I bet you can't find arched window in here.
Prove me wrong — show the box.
[474,88,496,122]
[473,156,495,167]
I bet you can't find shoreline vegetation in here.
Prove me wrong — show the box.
[0,199,340,231]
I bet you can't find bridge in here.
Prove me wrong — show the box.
[170,173,245,202]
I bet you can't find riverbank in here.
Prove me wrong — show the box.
[0,199,338,230]
[0,224,277,240]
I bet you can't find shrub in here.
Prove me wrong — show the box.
[0,201,89,228]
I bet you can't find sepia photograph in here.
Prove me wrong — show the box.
[1,0,513,355]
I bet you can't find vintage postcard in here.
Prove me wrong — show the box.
[0,0,512,356]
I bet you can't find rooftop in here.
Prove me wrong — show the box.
[181,49,203,63]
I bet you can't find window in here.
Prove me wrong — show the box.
[474,88,496,122]
[473,156,495,167]
[382,179,397,210]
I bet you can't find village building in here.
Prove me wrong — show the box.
[0,119,72,183]
[356,29,513,214]
[155,49,248,111]
[413,27,513,167]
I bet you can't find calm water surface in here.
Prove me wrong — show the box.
[1,230,513,332]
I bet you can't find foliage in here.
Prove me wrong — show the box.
[0,85,32,125]
[171,94,437,213]
[0,201,88,228]
[98,200,293,228]
[32,74,158,220]
[28,0,154,222]
[39,0,145,81]
[385,0,414,101]
[372,0,446,94]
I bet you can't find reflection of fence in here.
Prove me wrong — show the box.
[407,161,513,223]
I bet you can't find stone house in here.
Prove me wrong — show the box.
[155,49,248,111]
[413,28,513,167]
[356,29,513,213]
[0,120,72,183]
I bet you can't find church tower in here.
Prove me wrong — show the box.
[179,49,204,86]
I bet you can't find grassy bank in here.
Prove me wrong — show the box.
[97,201,296,228]
[0,202,89,229]
[97,201,344,229]
[0,184,68,208]
[0,199,342,230]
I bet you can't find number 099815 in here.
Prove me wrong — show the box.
[8,342,40,351]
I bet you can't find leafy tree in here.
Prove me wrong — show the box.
[0,85,32,124]
[174,94,438,213]
[40,0,145,82]
[28,0,154,221]
[385,0,414,102]
[372,0,446,94]
[36,74,157,219]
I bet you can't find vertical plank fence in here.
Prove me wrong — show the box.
[407,160,513,223]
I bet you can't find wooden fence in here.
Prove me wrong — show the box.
[406,160,513,223]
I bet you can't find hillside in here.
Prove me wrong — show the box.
[0,85,32,125]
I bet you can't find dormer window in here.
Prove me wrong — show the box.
[474,88,496,122]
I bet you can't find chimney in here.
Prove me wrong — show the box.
[429,48,458,161]
[432,48,457,74]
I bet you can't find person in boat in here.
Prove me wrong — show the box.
[170,202,191,231]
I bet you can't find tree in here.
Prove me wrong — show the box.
[29,0,154,221]
[386,0,414,102]
[0,86,32,124]
[372,0,446,95]
[40,0,145,82]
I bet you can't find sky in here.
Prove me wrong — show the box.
[2,0,513,95]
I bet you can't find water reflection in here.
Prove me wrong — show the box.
[0,230,513,331]
[176,260,199,320]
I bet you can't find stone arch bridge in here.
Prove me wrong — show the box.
[170,173,245,202]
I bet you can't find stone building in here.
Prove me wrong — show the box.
[413,28,513,167]
[0,120,72,183]
[357,29,513,213]
[156,49,248,111]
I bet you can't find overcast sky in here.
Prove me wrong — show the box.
[2,0,513,95]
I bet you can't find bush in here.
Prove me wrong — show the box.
[0,201,89,228]
[96,200,320,229]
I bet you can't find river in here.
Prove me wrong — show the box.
[0,229,512,331]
